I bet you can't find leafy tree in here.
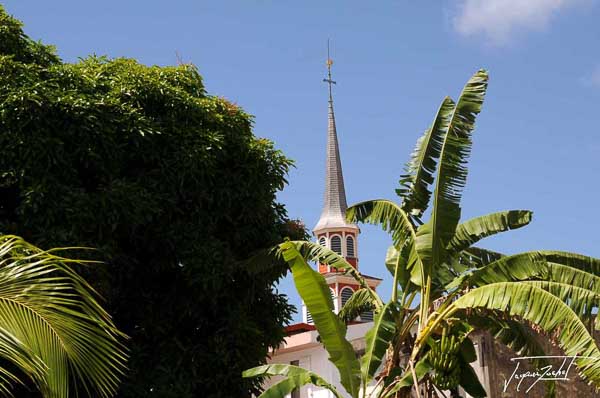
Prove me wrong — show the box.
[0,6,303,397]
[0,235,126,397]
[245,70,600,398]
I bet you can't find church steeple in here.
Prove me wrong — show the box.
[313,43,357,233]
[302,43,380,325]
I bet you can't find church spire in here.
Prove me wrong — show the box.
[313,42,357,233]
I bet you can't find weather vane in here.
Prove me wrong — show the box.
[323,39,336,99]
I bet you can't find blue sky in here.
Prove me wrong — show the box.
[5,1,600,322]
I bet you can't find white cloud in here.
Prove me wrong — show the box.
[453,0,586,44]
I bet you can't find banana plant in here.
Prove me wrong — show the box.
[244,70,600,398]
[346,69,600,397]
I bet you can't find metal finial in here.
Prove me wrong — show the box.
[323,39,336,100]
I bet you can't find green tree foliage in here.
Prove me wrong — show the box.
[0,6,303,397]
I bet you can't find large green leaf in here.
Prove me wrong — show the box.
[448,251,547,290]
[541,251,600,275]
[460,247,504,268]
[347,200,415,249]
[422,69,489,274]
[454,253,600,319]
[243,364,343,398]
[385,245,415,294]
[397,96,456,217]
[444,282,600,385]
[279,241,361,398]
[281,240,382,309]
[0,236,127,398]
[347,200,423,287]
[360,303,397,383]
[522,281,600,320]
[0,326,48,397]
[338,288,376,323]
[447,210,532,254]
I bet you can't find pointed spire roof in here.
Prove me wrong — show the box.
[313,47,358,233]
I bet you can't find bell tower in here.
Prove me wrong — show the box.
[302,42,380,325]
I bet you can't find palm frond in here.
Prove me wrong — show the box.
[243,364,343,398]
[447,210,532,254]
[347,200,416,249]
[546,262,600,293]
[0,235,127,398]
[338,288,376,323]
[347,200,423,288]
[521,281,600,322]
[283,241,382,309]
[361,303,397,384]
[460,247,504,268]
[279,242,361,398]
[443,282,600,385]
[425,69,489,270]
[448,251,546,290]
[397,97,455,217]
[0,326,48,397]
[541,251,600,275]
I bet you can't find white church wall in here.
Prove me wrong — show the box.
[261,323,375,398]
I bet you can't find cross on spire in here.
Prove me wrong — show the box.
[323,39,336,100]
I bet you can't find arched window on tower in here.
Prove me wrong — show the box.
[331,235,342,255]
[340,287,354,308]
[319,237,326,247]
[346,236,355,257]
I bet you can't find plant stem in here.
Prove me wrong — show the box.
[409,360,422,398]
[392,254,401,303]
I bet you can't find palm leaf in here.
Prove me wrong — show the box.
[279,241,361,398]
[385,245,417,295]
[338,288,376,323]
[442,282,600,385]
[447,210,532,254]
[397,97,456,217]
[360,303,397,384]
[347,200,423,287]
[0,235,127,397]
[0,326,48,397]
[541,251,600,275]
[283,241,382,309]
[460,247,504,268]
[422,69,489,272]
[243,364,343,398]
[522,281,600,321]
[447,251,547,290]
